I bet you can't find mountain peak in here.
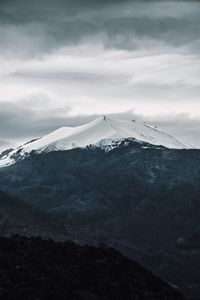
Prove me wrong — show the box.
[0,116,194,167]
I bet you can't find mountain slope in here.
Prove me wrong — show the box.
[0,116,192,167]
[0,192,68,239]
[22,116,190,150]
[0,235,185,300]
[0,143,200,296]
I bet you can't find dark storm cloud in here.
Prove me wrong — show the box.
[0,0,200,57]
[104,16,200,49]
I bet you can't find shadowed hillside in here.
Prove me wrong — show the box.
[0,192,68,240]
[0,236,185,300]
[1,143,200,296]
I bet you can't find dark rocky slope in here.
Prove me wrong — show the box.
[0,236,184,300]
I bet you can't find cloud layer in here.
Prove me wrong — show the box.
[0,0,200,148]
[0,0,200,57]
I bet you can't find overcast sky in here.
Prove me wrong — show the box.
[0,0,200,150]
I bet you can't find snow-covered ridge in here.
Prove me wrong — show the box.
[0,116,194,167]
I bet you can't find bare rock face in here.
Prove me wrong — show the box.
[0,236,185,300]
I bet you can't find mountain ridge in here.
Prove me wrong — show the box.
[0,116,194,168]
[0,235,185,300]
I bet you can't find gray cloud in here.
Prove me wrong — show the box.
[0,0,200,149]
[0,1,200,57]
[104,16,200,50]
[0,139,14,152]
[13,71,131,86]
[146,113,200,147]
[0,99,71,139]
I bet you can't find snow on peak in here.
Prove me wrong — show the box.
[16,116,191,151]
[0,116,193,167]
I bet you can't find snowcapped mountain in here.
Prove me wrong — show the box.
[0,116,193,167]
